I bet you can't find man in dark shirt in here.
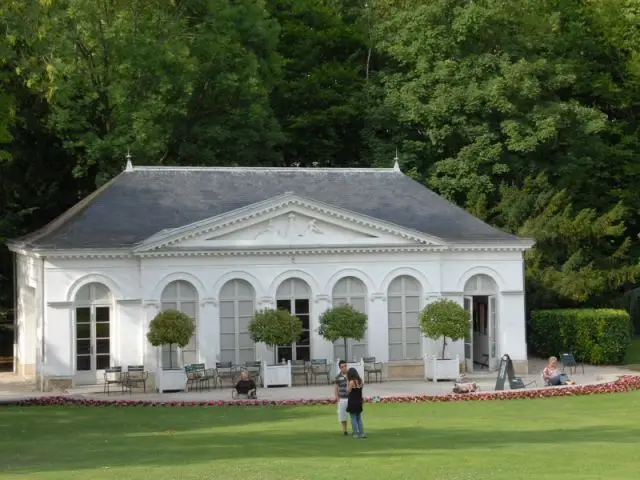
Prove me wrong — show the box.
[234,370,257,399]
[334,360,349,436]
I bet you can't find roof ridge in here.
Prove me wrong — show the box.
[128,165,400,174]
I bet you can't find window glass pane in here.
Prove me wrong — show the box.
[220,317,235,335]
[297,313,310,330]
[95,307,110,324]
[220,333,235,350]
[295,345,310,361]
[388,312,403,328]
[332,279,349,296]
[220,280,235,298]
[389,344,403,362]
[388,277,403,294]
[96,354,110,370]
[219,301,234,318]
[276,346,292,363]
[239,348,255,363]
[276,280,292,298]
[332,297,348,307]
[161,282,178,299]
[334,344,346,362]
[76,355,91,371]
[76,323,90,340]
[405,310,419,327]
[238,300,254,317]
[351,297,366,313]
[405,343,422,360]
[76,339,90,355]
[276,299,291,311]
[406,327,422,341]
[388,328,403,344]
[183,350,197,365]
[387,297,402,312]
[96,339,110,354]
[236,280,254,298]
[298,329,310,346]
[238,316,252,333]
[179,301,197,320]
[161,302,178,311]
[402,276,421,294]
[294,279,310,297]
[220,349,235,363]
[352,344,368,360]
[349,278,366,295]
[405,296,420,313]
[294,299,309,315]
[93,284,111,302]
[75,285,91,303]
[96,322,110,338]
[76,307,91,324]
[177,280,197,299]
[238,333,254,349]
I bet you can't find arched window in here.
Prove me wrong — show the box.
[160,280,198,367]
[219,279,256,364]
[276,278,311,362]
[332,277,368,361]
[74,283,112,384]
[387,275,422,361]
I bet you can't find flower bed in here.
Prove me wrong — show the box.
[3,375,640,408]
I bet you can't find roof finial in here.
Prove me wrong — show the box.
[125,148,133,172]
[393,148,401,172]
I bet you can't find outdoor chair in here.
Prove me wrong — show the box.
[560,351,584,375]
[291,360,309,386]
[244,361,262,386]
[185,363,216,391]
[104,366,124,395]
[509,376,537,389]
[215,362,235,388]
[363,357,383,383]
[123,365,148,393]
[309,359,331,385]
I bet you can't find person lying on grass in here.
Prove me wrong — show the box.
[543,356,576,386]
[234,370,257,399]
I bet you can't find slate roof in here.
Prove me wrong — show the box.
[12,166,527,249]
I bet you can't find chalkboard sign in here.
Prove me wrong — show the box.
[495,354,510,390]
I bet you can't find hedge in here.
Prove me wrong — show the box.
[529,309,631,365]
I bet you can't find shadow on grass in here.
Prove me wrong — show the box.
[1,404,640,474]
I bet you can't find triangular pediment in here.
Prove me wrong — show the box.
[133,194,446,252]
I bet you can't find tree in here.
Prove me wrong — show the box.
[248,308,302,363]
[318,304,368,361]
[419,299,470,359]
[147,310,195,369]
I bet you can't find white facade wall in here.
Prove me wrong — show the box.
[34,249,527,385]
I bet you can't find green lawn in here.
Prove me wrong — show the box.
[2,392,640,480]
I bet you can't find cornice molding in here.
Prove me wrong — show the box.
[47,301,72,308]
[501,290,524,296]
[116,299,142,305]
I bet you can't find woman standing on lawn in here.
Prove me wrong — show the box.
[346,368,365,439]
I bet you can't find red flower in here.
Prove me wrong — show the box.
[5,376,640,408]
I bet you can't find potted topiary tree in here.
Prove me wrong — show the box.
[318,304,368,378]
[248,308,302,387]
[147,309,195,392]
[418,299,470,381]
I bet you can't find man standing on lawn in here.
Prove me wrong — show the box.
[334,360,349,436]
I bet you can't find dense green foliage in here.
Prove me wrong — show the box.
[147,309,196,359]
[419,299,471,359]
[3,0,640,321]
[529,309,631,364]
[248,308,302,361]
[318,304,368,360]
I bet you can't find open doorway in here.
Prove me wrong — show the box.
[463,275,498,373]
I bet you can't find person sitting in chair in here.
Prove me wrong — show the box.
[234,370,257,399]
[543,356,576,386]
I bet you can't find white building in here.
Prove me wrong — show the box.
[7,161,533,390]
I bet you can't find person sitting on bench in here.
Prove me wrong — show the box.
[543,356,576,386]
[234,370,257,399]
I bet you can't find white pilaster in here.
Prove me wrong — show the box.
[143,301,159,369]
[313,294,333,361]
[199,298,218,366]
[499,292,527,361]
[368,293,389,363]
